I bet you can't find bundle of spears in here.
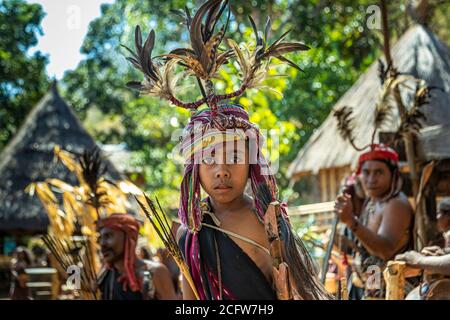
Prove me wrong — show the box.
[134,193,200,299]
[42,234,99,300]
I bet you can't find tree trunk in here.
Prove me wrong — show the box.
[380,0,427,249]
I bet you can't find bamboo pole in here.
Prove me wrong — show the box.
[379,0,427,248]
[320,170,327,202]
[380,0,392,67]
[329,168,337,200]
[340,277,349,300]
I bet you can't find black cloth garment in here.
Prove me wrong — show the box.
[179,214,276,300]
[98,268,143,300]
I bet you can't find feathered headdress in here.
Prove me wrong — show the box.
[123,0,310,119]
[123,0,311,230]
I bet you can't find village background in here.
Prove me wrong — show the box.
[0,0,449,299]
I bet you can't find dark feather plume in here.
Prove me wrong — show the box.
[333,106,366,151]
[333,106,356,144]
[393,84,442,143]
[167,0,230,79]
[395,107,426,141]
[78,147,111,209]
[373,103,391,130]
[123,26,160,87]
[247,16,309,70]
[378,59,389,85]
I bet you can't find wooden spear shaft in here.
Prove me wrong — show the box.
[321,216,338,284]
[380,0,419,194]
[380,0,392,67]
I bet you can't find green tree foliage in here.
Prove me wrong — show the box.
[60,0,449,207]
[62,0,193,206]
[0,0,49,150]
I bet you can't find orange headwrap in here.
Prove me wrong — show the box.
[98,214,140,292]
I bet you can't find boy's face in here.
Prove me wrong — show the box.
[199,140,250,204]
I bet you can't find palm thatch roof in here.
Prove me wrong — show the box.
[0,83,123,233]
[287,25,450,179]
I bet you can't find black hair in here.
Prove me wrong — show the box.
[257,183,332,300]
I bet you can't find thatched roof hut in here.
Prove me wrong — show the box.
[287,25,450,203]
[0,84,123,234]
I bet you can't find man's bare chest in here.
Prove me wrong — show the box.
[364,201,385,232]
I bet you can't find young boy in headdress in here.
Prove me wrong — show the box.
[175,106,329,300]
[124,0,330,300]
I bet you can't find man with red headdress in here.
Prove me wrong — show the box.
[97,214,177,300]
[334,144,414,299]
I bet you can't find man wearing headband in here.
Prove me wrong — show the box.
[334,144,414,299]
[97,214,177,300]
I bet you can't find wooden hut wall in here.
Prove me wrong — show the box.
[318,166,352,202]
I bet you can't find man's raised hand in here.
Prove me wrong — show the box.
[334,193,354,226]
